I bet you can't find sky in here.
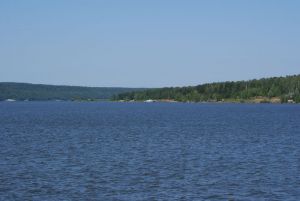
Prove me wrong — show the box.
[0,0,299,87]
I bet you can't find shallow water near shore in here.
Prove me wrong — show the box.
[1,102,300,200]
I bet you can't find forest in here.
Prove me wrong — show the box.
[0,82,143,101]
[113,75,300,103]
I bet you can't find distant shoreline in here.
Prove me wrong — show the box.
[1,74,300,103]
[114,74,300,104]
[1,99,299,104]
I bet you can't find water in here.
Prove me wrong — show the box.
[0,102,299,201]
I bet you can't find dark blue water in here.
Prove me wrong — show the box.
[0,102,300,201]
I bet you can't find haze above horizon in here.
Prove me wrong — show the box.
[0,0,299,87]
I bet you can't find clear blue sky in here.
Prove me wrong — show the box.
[0,0,299,87]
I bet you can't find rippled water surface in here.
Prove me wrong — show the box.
[0,102,300,200]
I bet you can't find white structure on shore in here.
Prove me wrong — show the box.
[5,99,16,102]
[144,99,155,103]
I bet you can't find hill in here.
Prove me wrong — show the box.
[0,82,144,101]
[113,75,300,103]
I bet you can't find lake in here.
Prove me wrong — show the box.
[0,102,299,200]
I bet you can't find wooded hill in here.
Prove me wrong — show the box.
[0,82,143,101]
[113,75,300,103]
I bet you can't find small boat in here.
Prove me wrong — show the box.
[144,99,155,103]
[5,99,16,102]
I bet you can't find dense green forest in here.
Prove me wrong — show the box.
[113,75,300,103]
[0,82,143,101]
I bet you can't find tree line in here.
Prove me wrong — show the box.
[0,82,143,101]
[113,75,300,103]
